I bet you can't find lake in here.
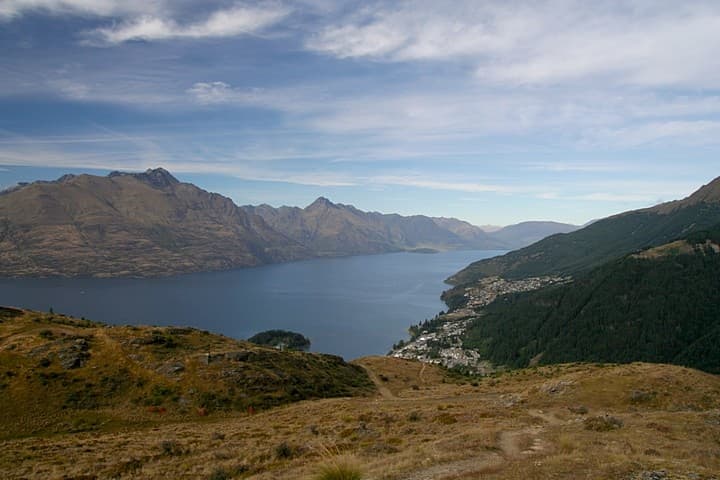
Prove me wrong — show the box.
[0,250,502,359]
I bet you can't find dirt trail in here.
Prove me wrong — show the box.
[398,409,564,480]
[397,452,503,480]
[528,409,564,426]
[361,365,397,400]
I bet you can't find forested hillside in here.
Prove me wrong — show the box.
[463,226,720,373]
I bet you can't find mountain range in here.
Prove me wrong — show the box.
[0,168,575,277]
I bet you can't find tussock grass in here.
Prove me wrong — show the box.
[312,456,363,480]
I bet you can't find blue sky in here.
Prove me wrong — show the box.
[1,0,720,226]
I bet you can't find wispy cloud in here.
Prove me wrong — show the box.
[307,1,720,89]
[83,4,290,45]
[369,175,518,194]
[186,82,266,105]
[586,121,720,148]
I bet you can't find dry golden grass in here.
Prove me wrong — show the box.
[2,311,720,479]
[0,309,373,441]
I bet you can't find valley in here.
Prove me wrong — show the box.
[4,3,720,479]
[2,174,720,479]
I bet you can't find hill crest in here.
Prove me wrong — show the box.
[449,174,720,285]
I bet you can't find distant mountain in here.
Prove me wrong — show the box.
[449,175,720,285]
[0,168,309,277]
[485,221,579,250]
[0,168,586,277]
[0,169,523,278]
[462,225,720,373]
[242,198,507,255]
[430,217,504,247]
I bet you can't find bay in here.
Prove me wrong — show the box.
[0,250,502,359]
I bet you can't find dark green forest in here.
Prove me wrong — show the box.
[463,228,720,373]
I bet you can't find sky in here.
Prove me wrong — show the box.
[1,0,719,226]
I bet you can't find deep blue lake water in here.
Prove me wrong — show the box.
[0,250,502,359]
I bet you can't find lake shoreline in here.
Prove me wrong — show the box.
[0,250,504,359]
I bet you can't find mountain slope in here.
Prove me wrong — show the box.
[462,226,720,373]
[0,168,310,277]
[449,175,720,285]
[0,307,373,439]
[3,355,720,479]
[243,197,506,255]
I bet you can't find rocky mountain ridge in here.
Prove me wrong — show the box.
[0,168,575,277]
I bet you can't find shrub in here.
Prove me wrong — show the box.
[160,440,185,456]
[436,413,457,425]
[584,415,623,431]
[208,468,231,480]
[407,411,422,422]
[208,466,250,480]
[275,441,294,459]
[630,390,656,404]
[39,329,54,339]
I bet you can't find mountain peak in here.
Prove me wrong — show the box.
[109,167,179,188]
[686,175,720,204]
[652,175,720,213]
[306,196,336,210]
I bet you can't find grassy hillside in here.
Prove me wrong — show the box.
[449,175,720,285]
[462,229,720,372]
[0,308,374,440]
[2,356,719,479]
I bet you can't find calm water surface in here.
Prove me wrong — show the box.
[0,250,502,359]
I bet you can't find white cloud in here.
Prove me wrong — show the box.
[306,1,720,89]
[186,82,262,105]
[85,4,290,44]
[182,80,720,150]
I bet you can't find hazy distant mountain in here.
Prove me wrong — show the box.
[449,175,720,285]
[243,198,507,255]
[0,168,309,277]
[485,221,579,250]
